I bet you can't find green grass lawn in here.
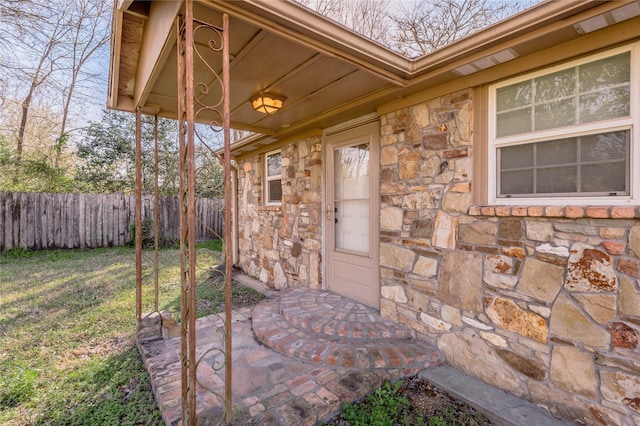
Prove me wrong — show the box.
[0,242,262,425]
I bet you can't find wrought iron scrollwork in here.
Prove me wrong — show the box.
[135,3,230,424]
[176,3,232,425]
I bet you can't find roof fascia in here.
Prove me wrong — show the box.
[206,0,410,86]
[133,1,182,112]
[107,2,124,110]
[223,0,630,155]
[209,0,613,83]
[225,132,266,154]
[230,128,324,160]
[380,14,640,115]
[117,0,134,10]
[409,0,626,76]
[109,0,632,139]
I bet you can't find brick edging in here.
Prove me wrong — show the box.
[256,205,282,212]
[468,205,640,219]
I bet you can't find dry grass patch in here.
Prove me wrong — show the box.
[0,243,263,425]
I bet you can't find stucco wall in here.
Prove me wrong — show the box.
[236,136,323,291]
[379,88,640,425]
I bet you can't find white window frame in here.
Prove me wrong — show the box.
[488,42,640,206]
[264,149,282,206]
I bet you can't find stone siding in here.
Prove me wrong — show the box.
[380,89,640,425]
[236,136,323,290]
[235,88,640,425]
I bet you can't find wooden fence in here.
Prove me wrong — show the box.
[0,192,224,252]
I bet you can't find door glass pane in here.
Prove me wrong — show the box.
[334,200,370,253]
[334,143,370,254]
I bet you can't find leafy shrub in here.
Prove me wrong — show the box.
[427,416,447,426]
[329,376,492,426]
[342,380,410,426]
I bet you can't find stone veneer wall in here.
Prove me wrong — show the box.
[379,89,640,425]
[236,136,323,291]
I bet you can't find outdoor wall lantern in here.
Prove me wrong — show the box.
[251,92,286,114]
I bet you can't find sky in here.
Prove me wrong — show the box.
[0,0,540,150]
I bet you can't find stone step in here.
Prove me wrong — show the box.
[252,292,442,372]
[280,288,413,340]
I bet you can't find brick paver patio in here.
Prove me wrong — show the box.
[137,275,442,425]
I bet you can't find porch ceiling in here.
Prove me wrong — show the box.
[109,0,404,136]
[108,0,640,154]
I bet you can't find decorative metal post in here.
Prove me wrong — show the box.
[153,115,160,313]
[135,107,143,323]
[177,4,197,422]
[222,14,233,423]
[177,2,232,423]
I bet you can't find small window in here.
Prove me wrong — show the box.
[488,44,639,205]
[265,150,282,205]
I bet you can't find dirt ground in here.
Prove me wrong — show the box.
[325,375,493,425]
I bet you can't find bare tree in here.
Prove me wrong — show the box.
[295,0,344,18]
[344,0,394,47]
[295,0,394,48]
[0,0,35,55]
[0,0,109,166]
[1,2,71,161]
[295,0,537,57]
[15,4,71,162]
[56,0,110,167]
[391,0,537,57]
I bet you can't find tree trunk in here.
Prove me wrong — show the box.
[16,88,34,162]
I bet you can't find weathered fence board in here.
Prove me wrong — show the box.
[0,192,224,252]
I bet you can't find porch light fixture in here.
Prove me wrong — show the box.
[251,93,286,114]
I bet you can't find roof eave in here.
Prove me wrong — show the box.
[206,0,412,84]
[408,0,622,76]
[107,2,124,111]
[109,0,637,153]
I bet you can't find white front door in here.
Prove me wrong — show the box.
[326,121,380,307]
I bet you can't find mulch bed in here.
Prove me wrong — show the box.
[324,375,493,425]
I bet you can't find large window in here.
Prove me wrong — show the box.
[488,44,639,205]
[265,149,282,205]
